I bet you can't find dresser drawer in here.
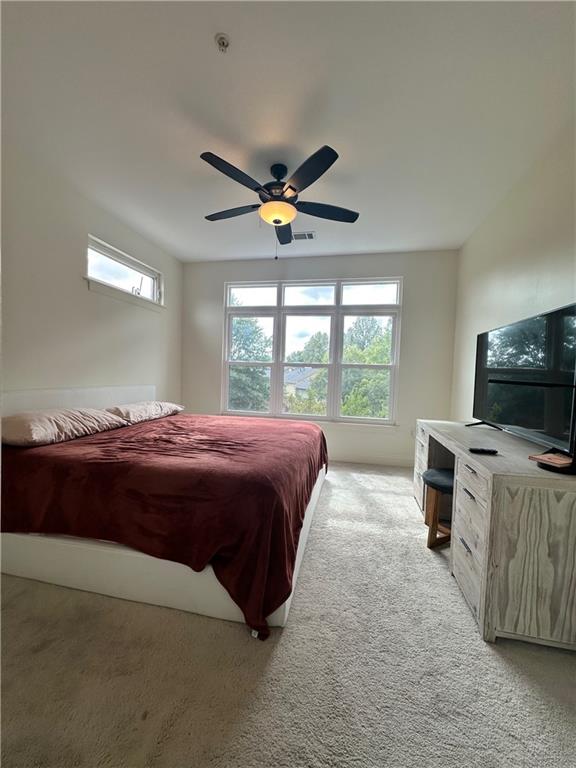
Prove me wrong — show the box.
[413,468,424,511]
[416,422,428,441]
[453,498,486,564]
[457,459,490,503]
[456,479,487,515]
[455,481,487,537]
[415,439,428,471]
[452,526,482,621]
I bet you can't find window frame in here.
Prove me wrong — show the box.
[86,235,164,306]
[222,278,402,425]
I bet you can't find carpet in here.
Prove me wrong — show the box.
[2,463,575,768]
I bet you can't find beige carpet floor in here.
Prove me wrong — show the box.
[2,463,575,768]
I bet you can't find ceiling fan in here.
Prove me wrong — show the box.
[201,145,359,245]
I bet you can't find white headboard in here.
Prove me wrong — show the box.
[1,386,156,416]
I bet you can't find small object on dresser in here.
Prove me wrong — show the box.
[469,447,499,455]
[528,452,573,468]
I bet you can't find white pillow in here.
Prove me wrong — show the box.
[105,401,183,425]
[2,408,128,447]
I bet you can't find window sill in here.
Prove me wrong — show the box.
[221,411,398,427]
[323,420,399,428]
[84,277,165,311]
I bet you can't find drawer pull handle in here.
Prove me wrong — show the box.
[459,536,472,555]
[463,487,476,502]
[464,463,477,475]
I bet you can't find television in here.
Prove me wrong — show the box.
[473,303,576,458]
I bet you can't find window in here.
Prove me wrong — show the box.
[86,236,163,305]
[223,279,402,423]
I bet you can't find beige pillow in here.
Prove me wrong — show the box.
[2,408,128,447]
[105,401,184,425]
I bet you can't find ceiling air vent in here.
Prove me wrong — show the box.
[292,231,316,241]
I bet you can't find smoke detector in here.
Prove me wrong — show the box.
[214,33,230,53]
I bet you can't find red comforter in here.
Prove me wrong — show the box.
[2,414,327,637]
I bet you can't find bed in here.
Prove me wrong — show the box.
[1,386,327,638]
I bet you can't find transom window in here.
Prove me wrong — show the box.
[223,279,402,423]
[87,236,163,305]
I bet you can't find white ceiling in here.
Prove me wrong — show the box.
[4,1,574,262]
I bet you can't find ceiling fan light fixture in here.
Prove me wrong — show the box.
[258,200,297,227]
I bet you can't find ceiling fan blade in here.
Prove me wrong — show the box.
[201,152,266,194]
[276,223,293,245]
[205,204,260,221]
[296,201,359,223]
[283,146,338,195]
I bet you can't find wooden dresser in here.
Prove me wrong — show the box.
[414,420,576,651]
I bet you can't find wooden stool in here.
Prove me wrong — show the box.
[422,468,454,549]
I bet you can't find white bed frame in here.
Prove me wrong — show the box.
[1,386,325,630]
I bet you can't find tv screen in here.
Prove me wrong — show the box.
[473,304,576,454]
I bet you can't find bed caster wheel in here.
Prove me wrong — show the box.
[250,629,259,639]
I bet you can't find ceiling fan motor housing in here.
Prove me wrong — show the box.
[270,163,287,181]
[259,181,297,203]
[259,164,299,203]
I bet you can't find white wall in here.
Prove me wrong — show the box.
[451,122,576,420]
[182,251,458,465]
[2,147,183,401]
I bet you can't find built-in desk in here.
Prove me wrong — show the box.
[414,420,576,651]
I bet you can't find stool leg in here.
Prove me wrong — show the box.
[426,489,451,549]
[426,487,440,548]
[424,486,433,526]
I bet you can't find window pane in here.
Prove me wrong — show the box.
[228,366,271,412]
[229,285,277,307]
[341,368,391,419]
[283,367,328,416]
[88,249,156,300]
[285,316,331,363]
[342,282,398,305]
[230,317,274,362]
[283,284,335,306]
[342,316,392,364]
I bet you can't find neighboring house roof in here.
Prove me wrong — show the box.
[284,367,316,391]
